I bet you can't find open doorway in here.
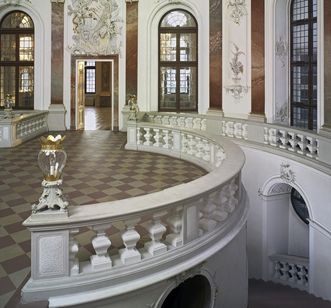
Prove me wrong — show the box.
[84,61,112,130]
[74,59,115,131]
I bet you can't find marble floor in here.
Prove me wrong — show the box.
[84,106,111,130]
[0,131,206,307]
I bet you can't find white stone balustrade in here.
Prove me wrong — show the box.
[120,218,141,265]
[0,111,48,148]
[144,211,168,256]
[22,118,247,305]
[143,112,331,167]
[269,254,309,291]
[90,223,112,271]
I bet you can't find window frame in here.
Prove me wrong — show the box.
[290,0,317,130]
[0,10,34,110]
[158,9,198,113]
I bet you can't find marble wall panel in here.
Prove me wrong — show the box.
[51,2,64,105]
[209,0,222,110]
[251,0,265,115]
[126,2,138,101]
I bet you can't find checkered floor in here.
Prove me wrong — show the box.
[0,130,206,307]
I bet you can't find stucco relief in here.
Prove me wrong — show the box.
[280,162,296,184]
[67,0,123,55]
[227,0,247,25]
[275,101,288,123]
[224,43,249,99]
[275,36,288,68]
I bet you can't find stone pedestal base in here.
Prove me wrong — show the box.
[48,104,66,131]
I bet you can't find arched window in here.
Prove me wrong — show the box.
[290,188,309,224]
[290,0,317,130]
[159,10,198,112]
[0,11,34,109]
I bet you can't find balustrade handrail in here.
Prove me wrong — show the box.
[143,112,331,170]
[22,119,247,305]
[24,123,245,229]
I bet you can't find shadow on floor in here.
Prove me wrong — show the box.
[248,279,331,308]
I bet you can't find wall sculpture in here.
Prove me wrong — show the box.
[68,0,123,55]
[227,0,247,25]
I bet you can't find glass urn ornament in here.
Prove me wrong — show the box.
[38,135,67,181]
[32,135,69,214]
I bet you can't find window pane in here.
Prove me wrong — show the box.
[180,67,196,110]
[160,10,196,28]
[292,106,308,129]
[1,11,34,29]
[18,66,33,108]
[180,33,197,61]
[86,68,96,93]
[292,0,308,21]
[160,67,176,110]
[19,34,34,61]
[1,34,16,61]
[160,33,176,61]
[0,66,16,107]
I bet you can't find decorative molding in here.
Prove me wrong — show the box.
[227,0,247,25]
[51,0,65,3]
[275,36,288,67]
[275,101,288,123]
[1,0,31,5]
[229,43,244,80]
[67,0,123,55]
[224,43,249,99]
[280,162,295,184]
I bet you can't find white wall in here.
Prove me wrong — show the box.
[137,0,209,114]
[240,144,331,300]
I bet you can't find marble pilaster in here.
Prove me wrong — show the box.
[249,0,265,122]
[209,0,222,111]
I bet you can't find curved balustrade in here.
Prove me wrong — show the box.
[0,110,48,148]
[144,112,331,170]
[21,119,247,307]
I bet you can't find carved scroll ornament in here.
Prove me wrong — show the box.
[68,0,123,55]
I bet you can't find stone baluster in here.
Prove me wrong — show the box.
[137,127,143,145]
[201,119,207,131]
[144,211,168,256]
[287,132,297,152]
[166,207,183,248]
[193,118,202,130]
[202,139,211,162]
[187,134,196,156]
[296,134,305,155]
[199,195,218,234]
[69,229,80,275]
[278,130,287,149]
[306,136,318,158]
[119,218,141,265]
[153,128,162,147]
[162,129,172,149]
[213,189,229,223]
[194,137,203,159]
[234,123,242,139]
[143,127,153,146]
[90,223,112,271]
[185,117,193,129]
